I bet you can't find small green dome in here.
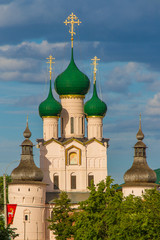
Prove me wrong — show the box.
[39,80,62,117]
[55,48,90,96]
[84,82,107,117]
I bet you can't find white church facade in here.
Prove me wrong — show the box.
[7,13,157,240]
[8,13,109,240]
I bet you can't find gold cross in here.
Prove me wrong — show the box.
[46,55,55,80]
[91,56,100,84]
[64,13,81,48]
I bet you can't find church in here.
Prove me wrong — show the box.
[7,13,158,240]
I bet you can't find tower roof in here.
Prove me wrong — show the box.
[11,119,43,182]
[39,55,62,117]
[84,56,107,117]
[84,82,107,117]
[39,80,62,117]
[54,48,90,96]
[124,116,156,184]
[54,13,90,96]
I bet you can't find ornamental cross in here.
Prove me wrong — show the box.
[64,13,81,48]
[91,56,100,84]
[139,113,141,129]
[46,55,55,80]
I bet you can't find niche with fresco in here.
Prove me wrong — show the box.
[65,145,81,166]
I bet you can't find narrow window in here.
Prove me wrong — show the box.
[71,175,76,189]
[25,215,28,221]
[135,148,137,156]
[82,117,83,134]
[143,148,145,156]
[51,211,53,219]
[71,117,74,134]
[61,118,63,135]
[54,175,59,190]
[88,175,94,187]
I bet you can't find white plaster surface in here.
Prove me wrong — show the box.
[8,183,46,240]
[122,185,154,197]
[87,117,103,140]
[43,117,59,141]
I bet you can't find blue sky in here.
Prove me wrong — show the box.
[0,0,160,184]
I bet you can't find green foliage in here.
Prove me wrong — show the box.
[0,175,11,213]
[48,192,75,240]
[48,177,160,240]
[74,176,123,240]
[0,215,18,240]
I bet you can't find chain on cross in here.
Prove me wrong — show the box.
[46,55,55,80]
[91,56,100,84]
[64,13,81,48]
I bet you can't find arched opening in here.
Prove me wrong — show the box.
[53,174,59,190]
[71,173,76,189]
[88,173,94,187]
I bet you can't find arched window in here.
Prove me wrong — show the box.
[135,148,138,156]
[51,211,53,219]
[88,173,94,187]
[61,118,64,135]
[23,209,31,223]
[53,174,59,190]
[71,117,74,134]
[71,173,76,189]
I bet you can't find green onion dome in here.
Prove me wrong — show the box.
[54,48,90,96]
[39,80,62,117]
[84,82,107,117]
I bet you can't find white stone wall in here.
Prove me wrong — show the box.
[40,139,107,193]
[43,117,59,141]
[86,141,108,183]
[8,183,46,240]
[60,97,85,138]
[87,117,103,141]
[122,185,154,197]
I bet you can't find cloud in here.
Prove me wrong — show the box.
[0,0,159,71]
[145,93,160,116]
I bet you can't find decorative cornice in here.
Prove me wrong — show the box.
[63,138,84,146]
[86,116,104,119]
[42,116,59,119]
[43,137,105,147]
[85,138,104,146]
[44,138,63,146]
[60,95,85,99]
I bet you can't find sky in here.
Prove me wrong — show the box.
[0,0,160,184]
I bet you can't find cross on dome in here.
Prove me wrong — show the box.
[46,55,55,80]
[64,13,81,48]
[91,56,100,84]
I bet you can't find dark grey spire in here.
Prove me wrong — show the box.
[11,118,43,182]
[124,115,156,184]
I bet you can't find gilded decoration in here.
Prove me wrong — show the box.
[60,95,85,99]
[65,145,81,165]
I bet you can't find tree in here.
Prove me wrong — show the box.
[0,215,18,240]
[74,177,122,240]
[48,192,75,240]
[0,175,11,213]
[74,178,160,240]
[48,177,160,240]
